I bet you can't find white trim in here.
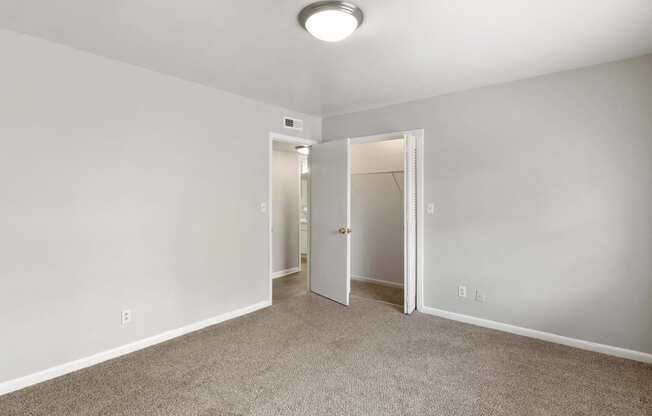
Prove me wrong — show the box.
[421,306,652,364]
[268,132,316,305]
[271,267,300,279]
[345,138,351,304]
[270,132,317,146]
[0,300,271,396]
[351,274,404,288]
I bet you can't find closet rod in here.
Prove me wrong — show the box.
[351,171,403,194]
[351,170,404,175]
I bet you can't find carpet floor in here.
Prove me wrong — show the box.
[272,258,404,306]
[350,280,403,306]
[272,267,309,303]
[1,294,650,415]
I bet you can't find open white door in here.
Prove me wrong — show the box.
[404,133,417,314]
[309,139,350,305]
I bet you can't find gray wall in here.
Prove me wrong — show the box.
[0,30,320,383]
[272,150,300,273]
[351,173,404,286]
[324,55,652,354]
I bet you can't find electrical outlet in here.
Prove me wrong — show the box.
[427,203,435,215]
[475,290,486,303]
[260,202,267,214]
[121,309,132,325]
[458,285,467,298]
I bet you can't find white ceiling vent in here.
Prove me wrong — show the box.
[283,117,303,131]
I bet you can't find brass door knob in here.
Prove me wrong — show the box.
[338,227,352,235]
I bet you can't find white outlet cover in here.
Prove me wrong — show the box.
[475,290,486,303]
[121,309,132,325]
[427,203,435,214]
[458,286,467,298]
[260,202,267,214]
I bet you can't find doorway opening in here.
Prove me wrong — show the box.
[308,129,423,314]
[268,133,315,304]
[349,137,406,307]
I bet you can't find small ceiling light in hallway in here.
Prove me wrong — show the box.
[298,1,363,42]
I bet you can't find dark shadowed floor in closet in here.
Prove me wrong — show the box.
[272,258,404,306]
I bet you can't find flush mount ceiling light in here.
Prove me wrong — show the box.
[295,145,310,155]
[298,1,364,42]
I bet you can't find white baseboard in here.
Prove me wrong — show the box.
[0,300,271,396]
[272,267,300,279]
[421,306,652,364]
[351,274,403,288]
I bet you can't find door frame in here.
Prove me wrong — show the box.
[268,132,318,304]
[348,129,425,313]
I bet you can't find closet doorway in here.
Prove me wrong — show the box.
[309,130,423,314]
[349,138,406,307]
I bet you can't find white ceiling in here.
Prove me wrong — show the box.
[1,1,651,116]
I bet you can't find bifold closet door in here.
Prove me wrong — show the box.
[309,139,350,305]
[404,134,417,314]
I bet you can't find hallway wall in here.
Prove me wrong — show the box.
[272,150,301,274]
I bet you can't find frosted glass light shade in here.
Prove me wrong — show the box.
[305,10,359,42]
[299,2,363,42]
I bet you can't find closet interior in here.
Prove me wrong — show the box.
[350,138,405,306]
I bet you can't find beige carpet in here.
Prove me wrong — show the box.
[272,267,309,303]
[273,258,403,306]
[1,294,650,416]
[351,280,403,306]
